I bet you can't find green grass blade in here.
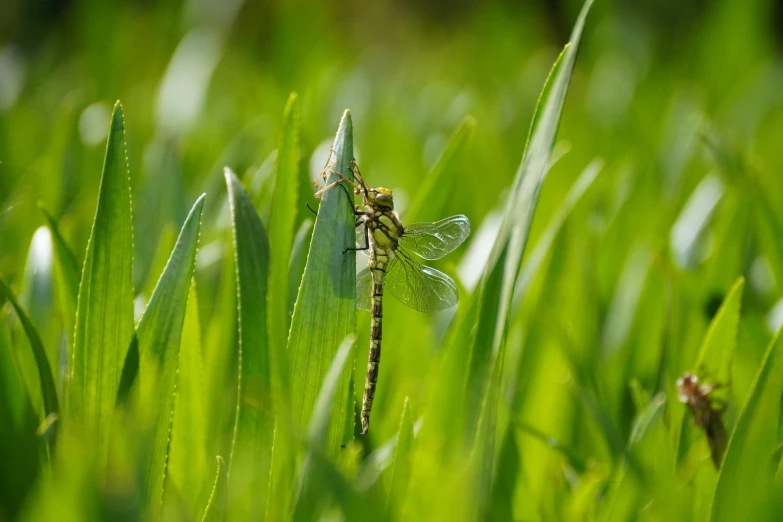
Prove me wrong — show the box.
[461,2,593,513]
[511,159,602,311]
[387,397,413,513]
[465,0,593,432]
[404,116,476,223]
[267,93,299,407]
[711,326,783,521]
[202,456,227,522]
[0,279,59,426]
[287,218,313,317]
[293,335,355,521]
[18,227,57,386]
[40,205,81,348]
[288,111,356,455]
[673,276,744,461]
[224,167,275,520]
[167,280,208,518]
[69,101,135,464]
[0,319,41,519]
[134,194,205,514]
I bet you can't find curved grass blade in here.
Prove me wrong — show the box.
[293,335,356,522]
[711,325,783,521]
[267,93,299,406]
[288,111,357,455]
[40,205,80,347]
[134,194,205,514]
[387,397,414,513]
[466,0,594,432]
[288,218,313,317]
[70,101,135,464]
[0,320,41,519]
[225,168,274,520]
[462,0,594,516]
[674,277,744,462]
[0,279,59,434]
[511,159,602,312]
[167,280,208,518]
[202,456,227,522]
[404,116,475,223]
[18,227,57,382]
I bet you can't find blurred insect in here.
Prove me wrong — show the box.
[314,157,470,434]
[677,372,727,469]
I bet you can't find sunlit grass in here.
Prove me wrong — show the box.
[2,0,783,520]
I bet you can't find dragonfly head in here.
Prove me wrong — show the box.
[368,187,394,209]
[677,372,698,403]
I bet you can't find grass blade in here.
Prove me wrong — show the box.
[267,93,299,406]
[167,280,209,517]
[225,168,275,520]
[134,194,205,514]
[0,279,59,426]
[460,0,593,515]
[712,325,783,521]
[40,205,81,348]
[673,277,744,462]
[0,319,41,519]
[387,397,414,513]
[288,111,356,455]
[202,456,227,522]
[465,0,593,431]
[69,101,135,464]
[404,116,476,223]
[287,218,313,317]
[293,335,356,521]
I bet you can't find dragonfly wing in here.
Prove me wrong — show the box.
[383,251,458,312]
[399,214,471,260]
[356,267,372,311]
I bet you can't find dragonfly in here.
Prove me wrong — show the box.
[677,372,728,469]
[314,159,470,434]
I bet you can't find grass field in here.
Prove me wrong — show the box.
[2,0,783,520]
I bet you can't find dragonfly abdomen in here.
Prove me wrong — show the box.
[361,267,385,434]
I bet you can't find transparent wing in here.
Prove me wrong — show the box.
[383,248,459,312]
[356,267,372,311]
[399,214,471,260]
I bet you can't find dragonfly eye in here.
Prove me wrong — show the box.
[375,192,394,208]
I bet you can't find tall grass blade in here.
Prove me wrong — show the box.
[0,280,59,430]
[288,110,357,455]
[69,101,135,466]
[225,167,274,520]
[712,325,783,521]
[134,194,205,514]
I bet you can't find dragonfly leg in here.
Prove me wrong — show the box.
[343,225,370,254]
[350,159,370,198]
[305,202,318,216]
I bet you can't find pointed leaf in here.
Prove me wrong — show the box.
[0,279,59,426]
[40,205,80,347]
[135,194,205,513]
[288,111,356,455]
[293,336,356,521]
[167,280,209,518]
[460,1,594,515]
[712,325,783,521]
[70,101,135,463]
[405,116,475,223]
[225,168,275,519]
[267,93,299,406]
[387,397,414,512]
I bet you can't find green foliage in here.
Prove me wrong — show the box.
[2,0,783,520]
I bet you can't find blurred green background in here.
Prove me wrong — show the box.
[3,0,783,520]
